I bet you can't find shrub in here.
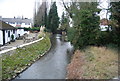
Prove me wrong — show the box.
[11,34,14,41]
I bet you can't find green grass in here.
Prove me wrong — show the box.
[2,35,51,80]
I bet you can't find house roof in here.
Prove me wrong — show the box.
[100,18,109,25]
[0,21,16,30]
[2,18,32,23]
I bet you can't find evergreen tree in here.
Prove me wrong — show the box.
[47,2,59,33]
[110,2,120,45]
[77,2,100,48]
[64,2,100,49]
[61,12,65,25]
[60,12,69,31]
[33,1,37,27]
[44,4,47,27]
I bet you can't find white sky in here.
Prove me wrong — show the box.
[0,0,64,19]
[0,0,110,19]
[0,0,35,18]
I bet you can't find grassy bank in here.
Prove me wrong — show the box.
[67,46,118,79]
[2,35,51,80]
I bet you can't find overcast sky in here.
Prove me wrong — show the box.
[0,0,35,18]
[0,0,64,19]
[0,0,110,19]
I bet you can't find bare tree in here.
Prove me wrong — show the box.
[33,0,48,27]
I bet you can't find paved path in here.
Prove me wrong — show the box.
[0,33,39,51]
[7,40,23,47]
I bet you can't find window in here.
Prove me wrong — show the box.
[9,22,12,24]
[13,30,15,34]
[11,22,15,24]
[17,22,22,25]
[8,31,10,37]
[25,23,30,25]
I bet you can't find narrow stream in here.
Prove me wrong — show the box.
[15,34,73,79]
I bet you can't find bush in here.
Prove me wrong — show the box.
[11,34,14,40]
[67,27,76,44]
[38,33,44,38]
[23,27,40,31]
[44,28,51,32]
[11,34,15,42]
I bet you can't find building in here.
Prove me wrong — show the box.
[0,21,17,45]
[16,27,29,38]
[2,17,32,28]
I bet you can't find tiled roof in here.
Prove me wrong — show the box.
[2,18,32,23]
[0,21,16,30]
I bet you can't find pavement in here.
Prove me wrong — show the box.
[7,40,24,47]
[0,33,39,51]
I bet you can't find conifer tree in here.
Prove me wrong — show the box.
[60,12,69,31]
[47,2,59,33]
[63,2,100,49]
[110,2,120,45]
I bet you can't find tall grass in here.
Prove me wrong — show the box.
[81,46,118,79]
[67,46,118,79]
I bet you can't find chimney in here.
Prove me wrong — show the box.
[0,16,2,21]
[22,15,23,19]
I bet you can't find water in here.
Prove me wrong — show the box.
[15,34,73,79]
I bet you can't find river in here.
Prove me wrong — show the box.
[14,34,74,79]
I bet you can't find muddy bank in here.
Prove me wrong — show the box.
[66,50,84,79]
